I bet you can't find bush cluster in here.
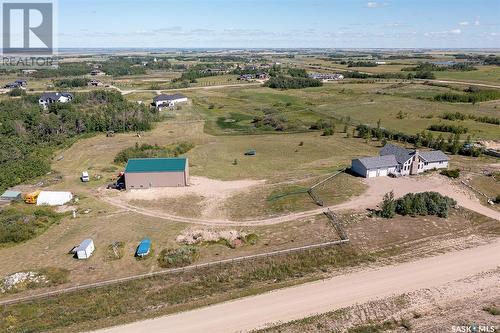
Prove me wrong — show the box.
[379,191,456,218]
[440,169,460,179]
[114,142,194,164]
[0,207,64,244]
[427,124,468,134]
[157,246,199,268]
[264,76,322,89]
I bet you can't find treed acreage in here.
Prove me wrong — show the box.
[0,49,499,333]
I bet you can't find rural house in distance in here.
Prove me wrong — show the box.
[351,143,449,178]
[39,92,74,109]
[153,93,188,109]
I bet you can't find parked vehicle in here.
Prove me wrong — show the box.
[23,190,40,204]
[81,171,90,182]
[244,149,257,156]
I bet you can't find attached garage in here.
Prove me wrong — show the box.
[351,155,398,178]
[378,169,388,177]
[124,158,189,190]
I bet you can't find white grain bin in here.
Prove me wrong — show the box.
[75,239,95,259]
[36,191,73,206]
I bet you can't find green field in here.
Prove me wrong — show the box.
[434,66,500,85]
[187,83,500,140]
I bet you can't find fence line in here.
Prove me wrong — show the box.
[0,239,349,306]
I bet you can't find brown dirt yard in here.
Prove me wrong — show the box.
[100,173,500,225]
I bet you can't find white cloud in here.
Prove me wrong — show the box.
[424,29,462,37]
[474,17,481,26]
[367,2,383,8]
[459,21,469,26]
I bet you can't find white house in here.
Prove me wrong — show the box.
[39,92,73,109]
[153,94,188,109]
[75,239,95,259]
[351,143,449,178]
[308,73,344,81]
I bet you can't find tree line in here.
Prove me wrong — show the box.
[0,90,159,191]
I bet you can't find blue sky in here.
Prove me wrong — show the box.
[58,0,500,48]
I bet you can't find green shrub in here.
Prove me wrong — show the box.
[428,124,468,134]
[8,88,26,97]
[157,246,199,268]
[114,142,194,164]
[394,192,456,218]
[0,206,64,244]
[494,195,500,204]
[483,305,500,316]
[379,191,396,218]
[440,169,460,179]
[244,233,259,245]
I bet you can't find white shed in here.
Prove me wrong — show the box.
[36,191,73,206]
[75,239,95,259]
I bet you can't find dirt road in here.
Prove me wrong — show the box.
[100,174,500,226]
[93,239,500,333]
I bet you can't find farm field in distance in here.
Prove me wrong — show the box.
[0,47,499,333]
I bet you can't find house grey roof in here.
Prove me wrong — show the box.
[153,93,187,103]
[40,92,73,101]
[379,143,413,164]
[419,150,449,162]
[355,155,399,170]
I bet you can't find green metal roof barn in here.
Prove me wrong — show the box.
[124,158,189,189]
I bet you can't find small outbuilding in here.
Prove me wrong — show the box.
[124,157,189,189]
[136,238,151,257]
[0,190,22,202]
[36,191,73,206]
[75,239,95,259]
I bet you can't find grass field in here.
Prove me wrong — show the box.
[187,83,500,140]
[1,207,498,333]
[434,66,500,85]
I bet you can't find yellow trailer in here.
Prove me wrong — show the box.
[23,190,40,204]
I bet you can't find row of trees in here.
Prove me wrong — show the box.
[264,76,322,89]
[401,62,477,72]
[54,78,89,88]
[355,124,475,156]
[114,142,194,164]
[379,191,456,218]
[440,112,500,125]
[433,89,500,104]
[427,124,469,135]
